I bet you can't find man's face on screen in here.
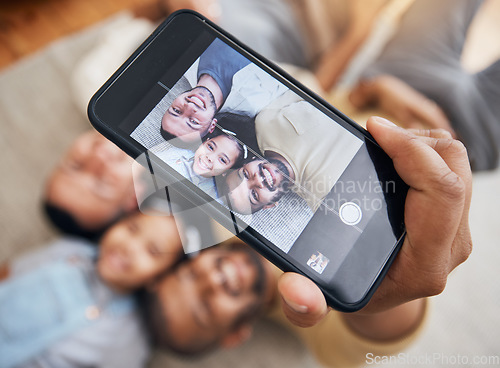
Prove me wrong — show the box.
[221,159,288,215]
[45,131,138,230]
[161,86,218,143]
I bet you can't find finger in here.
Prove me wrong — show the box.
[367,117,467,224]
[367,117,460,193]
[369,117,470,278]
[409,134,473,270]
[407,128,454,140]
[416,134,472,270]
[278,273,328,328]
[367,116,465,256]
[403,130,471,198]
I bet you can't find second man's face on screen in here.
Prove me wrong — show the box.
[222,159,289,214]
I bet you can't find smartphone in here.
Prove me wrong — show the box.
[88,10,408,312]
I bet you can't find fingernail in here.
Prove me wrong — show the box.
[373,116,397,127]
[283,297,308,314]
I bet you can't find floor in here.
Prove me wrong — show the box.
[0,0,157,70]
[2,0,500,72]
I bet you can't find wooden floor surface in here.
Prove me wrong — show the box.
[0,0,157,70]
[1,0,499,72]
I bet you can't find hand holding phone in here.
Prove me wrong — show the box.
[279,117,472,327]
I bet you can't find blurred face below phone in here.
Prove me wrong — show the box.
[193,135,241,177]
[97,212,182,293]
[45,131,140,231]
[221,158,289,214]
[161,87,218,143]
[154,246,274,352]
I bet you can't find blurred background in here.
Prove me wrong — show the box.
[1,0,499,367]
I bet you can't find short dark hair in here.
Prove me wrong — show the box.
[137,245,267,356]
[270,185,289,205]
[138,286,219,357]
[212,112,259,159]
[159,125,179,143]
[266,157,292,206]
[138,286,263,357]
[206,127,245,169]
[43,201,107,241]
[160,126,200,150]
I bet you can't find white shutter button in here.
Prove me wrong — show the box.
[339,202,362,226]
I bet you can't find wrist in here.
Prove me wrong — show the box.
[342,299,427,342]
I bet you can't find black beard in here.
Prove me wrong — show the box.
[159,126,199,150]
[214,173,231,204]
[192,84,218,113]
[264,157,291,188]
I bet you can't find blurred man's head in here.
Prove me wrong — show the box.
[160,86,218,144]
[142,243,276,355]
[44,131,140,238]
[218,158,290,215]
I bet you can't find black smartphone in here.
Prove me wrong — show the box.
[88,10,408,312]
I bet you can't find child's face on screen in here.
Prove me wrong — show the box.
[192,135,241,177]
[97,212,182,293]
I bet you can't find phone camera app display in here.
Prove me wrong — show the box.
[129,37,363,255]
[123,32,406,299]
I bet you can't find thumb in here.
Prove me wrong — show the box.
[278,273,328,328]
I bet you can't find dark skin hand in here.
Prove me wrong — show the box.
[278,117,472,337]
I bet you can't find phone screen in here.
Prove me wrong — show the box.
[91,12,407,308]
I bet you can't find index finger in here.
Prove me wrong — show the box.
[367,117,461,193]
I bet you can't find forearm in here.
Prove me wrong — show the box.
[342,299,426,342]
[314,25,371,91]
[350,75,455,134]
[158,0,221,22]
[132,0,166,21]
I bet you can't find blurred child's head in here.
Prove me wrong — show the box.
[97,211,182,293]
[192,129,245,178]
